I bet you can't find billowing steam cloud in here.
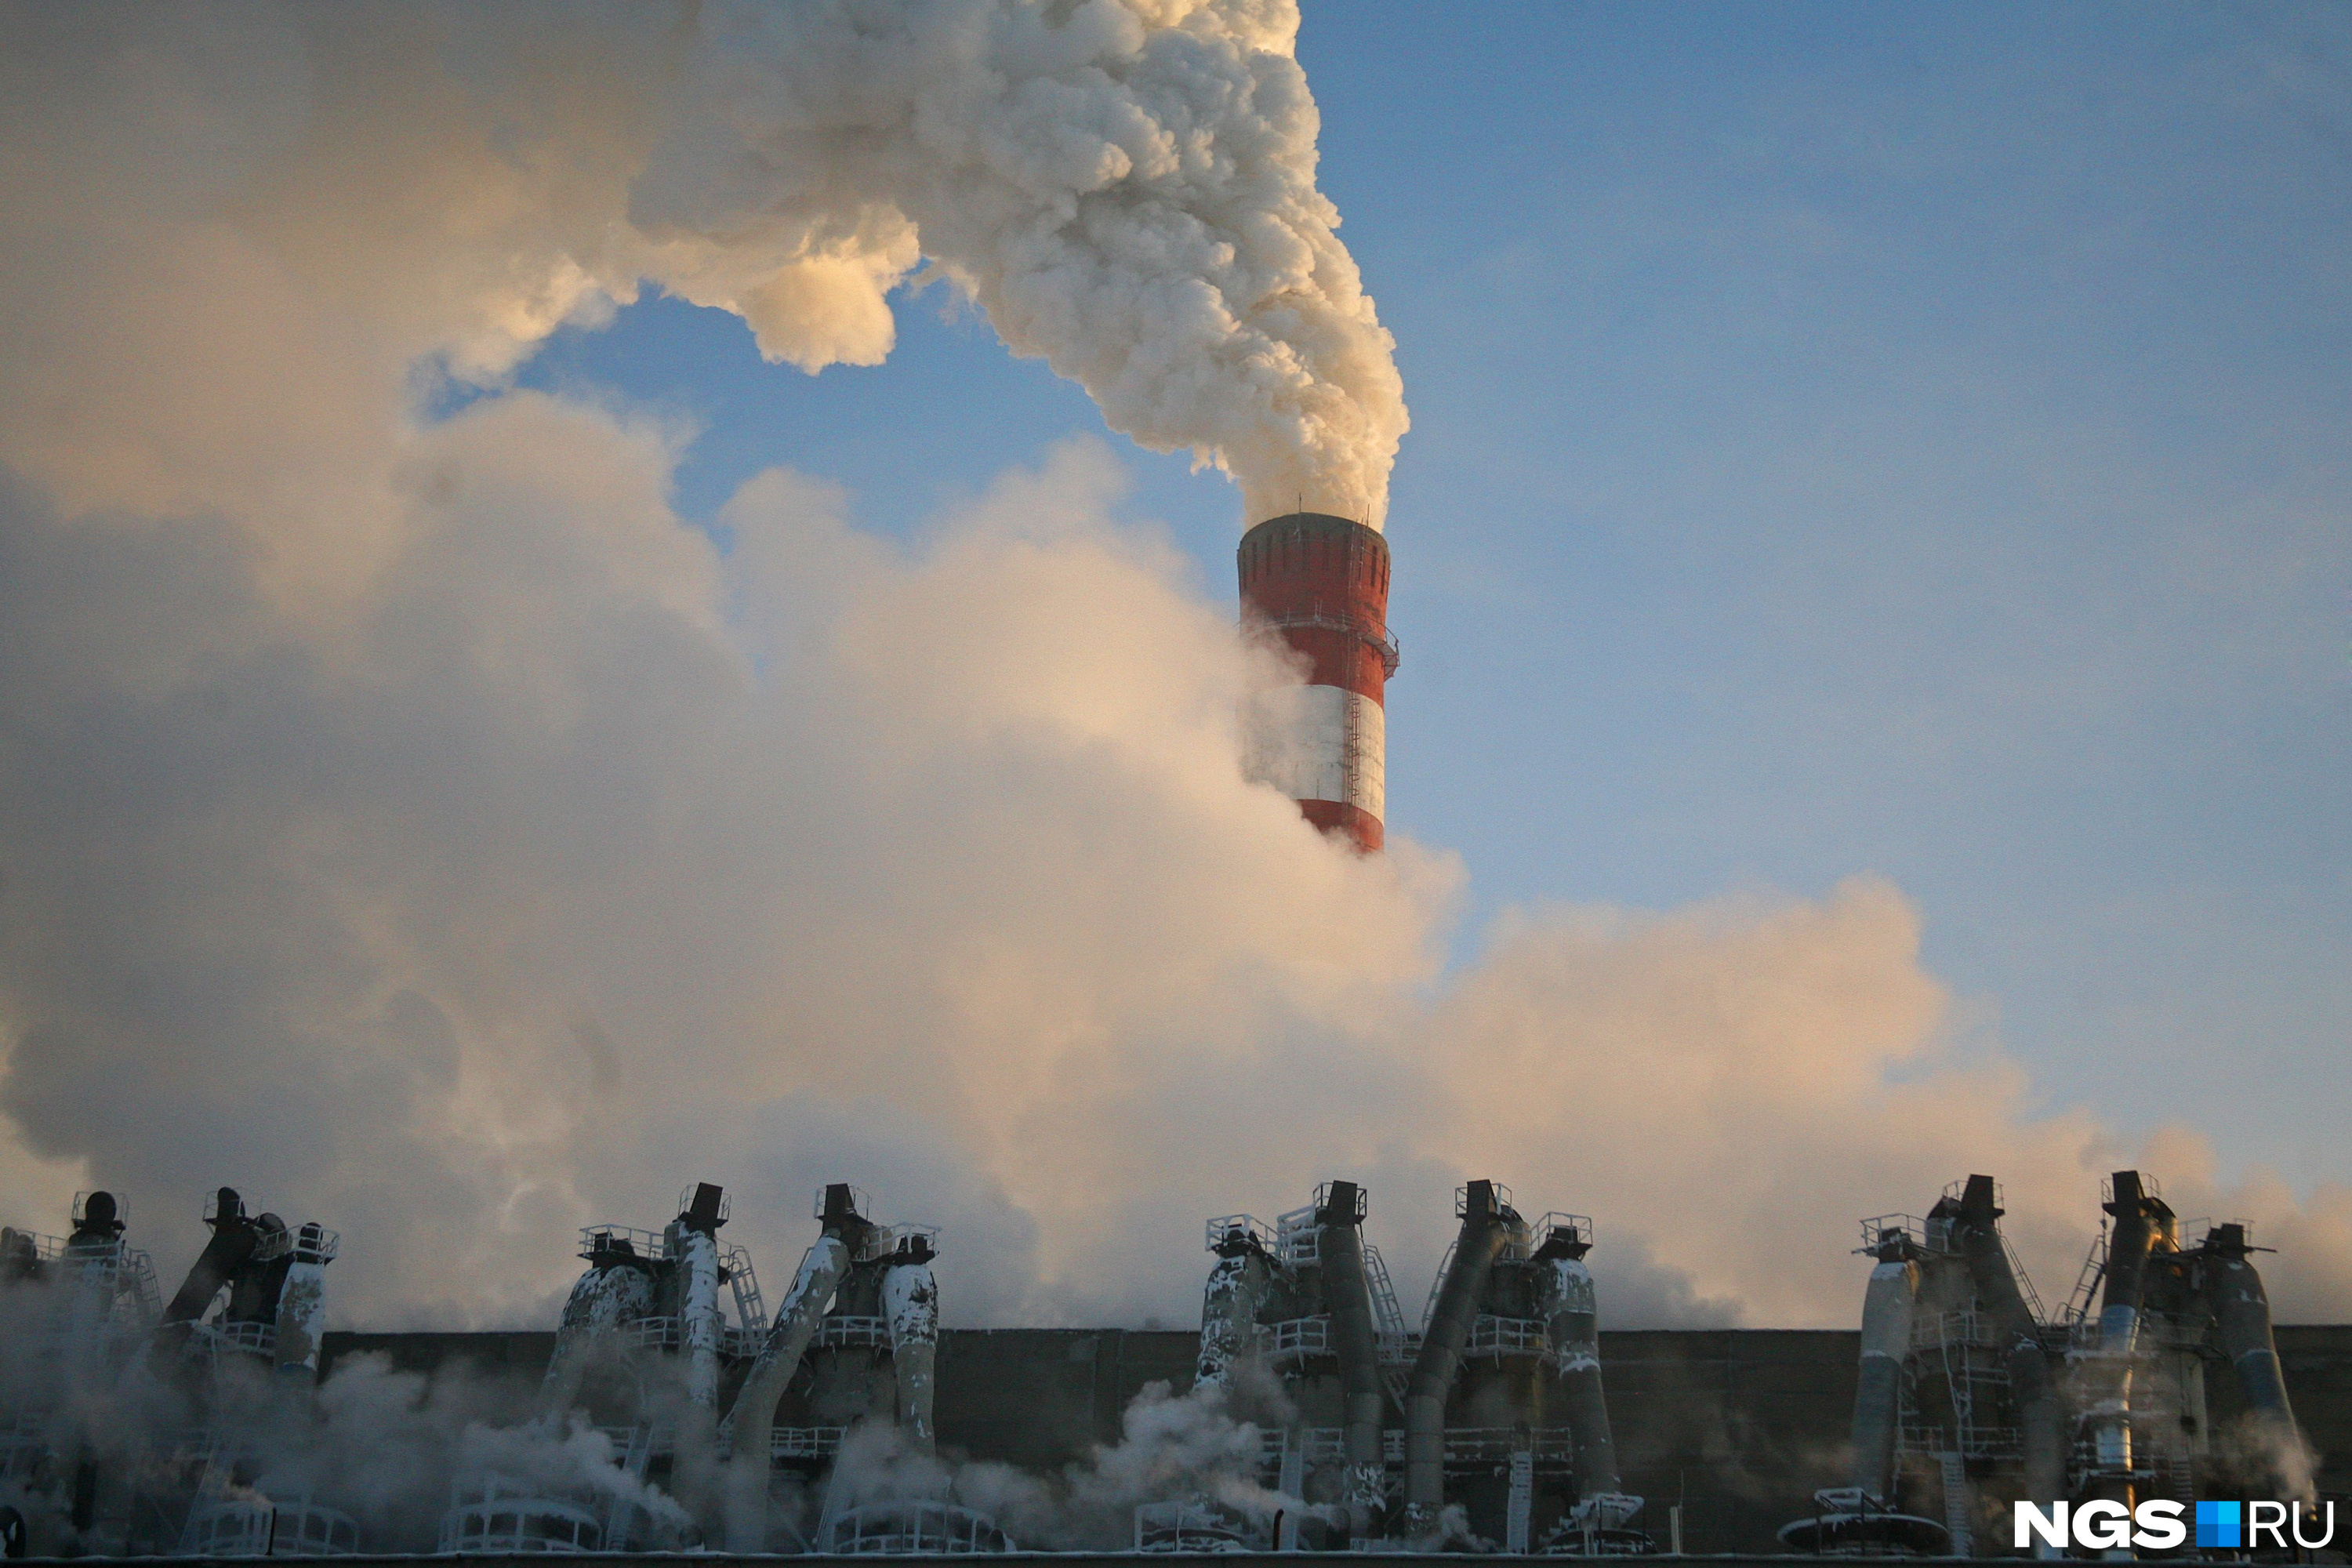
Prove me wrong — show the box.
[0,0,1403,543]
[0,0,2347,1341]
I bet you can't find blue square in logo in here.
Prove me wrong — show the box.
[2196,1501,2241,1549]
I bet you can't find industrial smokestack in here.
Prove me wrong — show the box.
[1238,512,1396,853]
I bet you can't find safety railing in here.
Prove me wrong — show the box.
[1262,1316,1333,1363]
[1465,1313,1551,1361]
[771,1425,847,1459]
[1204,1213,1273,1254]
[812,1314,891,1349]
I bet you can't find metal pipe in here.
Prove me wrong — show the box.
[1196,1232,1276,1391]
[1315,1181,1385,1536]
[271,1223,334,1379]
[665,1183,731,1524]
[161,1188,259,1330]
[53,1203,125,1406]
[2089,1171,2165,1537]
[1534,1224,1624,1504]
[225,1213,291,1328]
[1953,1175,2065,1524]
[1404,1180,1510,1513]
[539,1243,656,1416]
[675,1185,728,1414]
[720,1185,869,1552]
[2204,1224,2310,1501]
[882,1237,939,1454]
[1843,1226,1919,1504]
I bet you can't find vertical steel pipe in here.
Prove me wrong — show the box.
[1845,1227,1919,1503]
[271,1224,334,1379]
[1196,1236,1276,1391]
[1316,1181,1386,1535]
[883,1238,940,1454]
[721,1185,869,1552]
[1536,1225,1624,1504]
[1404,1181,1509,1512]
[1954,1175,2064,1524]
[2205,1224,2310,1500]
[2089,1171,2161,1540]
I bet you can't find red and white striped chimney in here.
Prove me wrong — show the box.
[1237,511,1396,853]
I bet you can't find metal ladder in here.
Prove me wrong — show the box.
[1939,1452,1973,1557]
[1506,1450,1535,1553]
[724,1244,768,1337]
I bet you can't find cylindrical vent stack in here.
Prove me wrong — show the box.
[1237,512,1396,853]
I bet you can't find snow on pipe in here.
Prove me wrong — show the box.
[720,1184,869,1553]
[539,1236,657,1417]
[271,1222,336,1379]
[673,1183,728,1414]
[666,1180,731,1512]
[1534,1221,1624,1504]
[2204,1222,2311,1500]
[882,1236,940,1455]
[1954,1175,2066,1519]
[1840,1225,1920,1504]
[1314,1181,1386,1534]
[1404,1180,1511,1512]
[1195,1225,1278,1391]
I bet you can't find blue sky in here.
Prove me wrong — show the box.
[509,2,2349,1189]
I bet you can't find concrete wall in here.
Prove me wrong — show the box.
[318,1325,2352,1554]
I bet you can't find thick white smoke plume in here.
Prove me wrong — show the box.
[0,0,2347,1347]
[0,0,1402,546]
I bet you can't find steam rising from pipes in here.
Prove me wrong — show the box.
[0,1,2349,1344]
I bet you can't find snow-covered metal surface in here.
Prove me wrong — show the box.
[539,1258,657,1414]
[883,1257,940,1451]
[268,1221,338,1377]
[722,1232,851,1551]
[675,1225,724,1410]
[1194,1247,1279,1390]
